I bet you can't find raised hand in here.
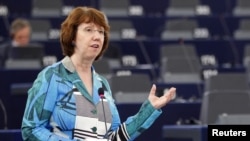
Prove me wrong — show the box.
[148,84,176,109]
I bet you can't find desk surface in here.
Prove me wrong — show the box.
[162,125,208,141]
[0,129,22,141]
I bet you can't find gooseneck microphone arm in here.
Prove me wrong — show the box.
[98,88,108,140]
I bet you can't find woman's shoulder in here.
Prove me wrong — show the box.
[37,61,63,79]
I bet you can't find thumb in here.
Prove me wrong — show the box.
[149,84,157,97]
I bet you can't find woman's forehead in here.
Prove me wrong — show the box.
[79,22,104,29]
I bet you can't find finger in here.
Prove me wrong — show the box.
[149,84,157,97]
[164,87,176,99]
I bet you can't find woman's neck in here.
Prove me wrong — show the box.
[70,54,93,72]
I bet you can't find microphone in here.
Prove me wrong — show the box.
[98,87,105,99]
[98,88,108,140]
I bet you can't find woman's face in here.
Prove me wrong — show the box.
[74,22,105,61]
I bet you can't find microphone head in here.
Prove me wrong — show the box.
[98,87,105,99]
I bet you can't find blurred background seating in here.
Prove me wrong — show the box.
[1,1,250,141]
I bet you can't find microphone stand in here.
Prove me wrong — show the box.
[98,88,109,141]
[100,97,108,141]
[98,87,109,141]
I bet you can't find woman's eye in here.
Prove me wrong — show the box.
[99,30,104,34]
[86,28,92,32]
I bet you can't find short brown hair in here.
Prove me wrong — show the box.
[60,6,110,60]
[10,18,31,38]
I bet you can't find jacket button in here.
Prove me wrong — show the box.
[91,126,97,133]
[91,109,97,114]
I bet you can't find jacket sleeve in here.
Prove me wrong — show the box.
[99,76,162,141]
[21,67,78,141]
[107,100,162,141]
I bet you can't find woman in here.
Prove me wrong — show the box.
[21,6,176,141]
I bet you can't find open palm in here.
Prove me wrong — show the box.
[148,84,176,109]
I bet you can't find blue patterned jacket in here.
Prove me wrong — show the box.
[21,56,162,141]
